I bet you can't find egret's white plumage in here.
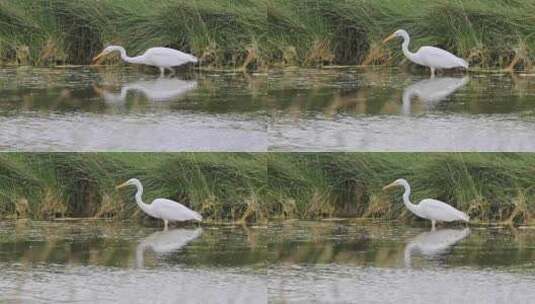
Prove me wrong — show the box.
[117,178,202,230]
[383,29,468,77]
[92,46,198,77]
[383,178,469,230]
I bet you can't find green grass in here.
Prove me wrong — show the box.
[0,0,533,69]
[0,153,534,225]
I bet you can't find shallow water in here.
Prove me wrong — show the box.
[1,67,534,151]
[1,220,534,303]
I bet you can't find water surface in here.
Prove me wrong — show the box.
[1,220,534,303]
[1,67,534,151]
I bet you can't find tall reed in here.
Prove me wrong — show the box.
[0,153,534,224]
[1,0,533,69]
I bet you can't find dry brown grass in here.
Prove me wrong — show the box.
[503,191,532,225]
[304,39,334,66]
[37,37,66,65]
[363,194,392,219]
[15,45,31,65]
[15,198,30,219]
[304,191,335,218]
[95,194,123,219]
[361,43,390,66]
[39,188,67,219]
[238,195,269,224]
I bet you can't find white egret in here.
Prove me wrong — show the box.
[383,178,469,230]
[116,178,202,230]
[92,46,198,77]
[383,29,468,77]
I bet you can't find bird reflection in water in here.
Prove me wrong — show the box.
[94,78,197,104]
[401,77,469,114]
[404,228,470,267]
[136,228,203,268]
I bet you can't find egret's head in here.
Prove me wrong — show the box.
[383,29,409,44]
[116,178,140,190]
[382,178,408,191]
[92,46,120,64]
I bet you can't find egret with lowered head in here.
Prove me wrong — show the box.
[383,178,469,230]
[116,178,202,230]
[383,29,468,77]
[92,46,198,77]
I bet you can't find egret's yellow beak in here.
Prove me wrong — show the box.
[382,33,396,44]
[382,182,397,191]
[115,182,128,190]
[91,52,106,64]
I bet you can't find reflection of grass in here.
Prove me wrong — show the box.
[0,153,534,224]
[3,220,535,270]
[6,220,141,267]
[2,68,534,117]
[272,222,535,268]
[1,1,534,70]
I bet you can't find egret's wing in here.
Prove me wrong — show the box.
[420,199,468,222]
[145,47,197,66]
[417,46,468,68]
[152,198,202,221]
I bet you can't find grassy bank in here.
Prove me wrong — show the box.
[0,153,534,224]
[0,0,533,70]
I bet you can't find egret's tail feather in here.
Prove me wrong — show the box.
[459,58,469,69]
[193,211,202,222]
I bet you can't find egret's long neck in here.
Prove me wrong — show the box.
[116,46,143,64]
[133,182,151,213]
[401,182,419,214]
[400,34,417,63]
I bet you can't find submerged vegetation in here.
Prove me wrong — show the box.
[0,0,533,70]
[0,153,534,225]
